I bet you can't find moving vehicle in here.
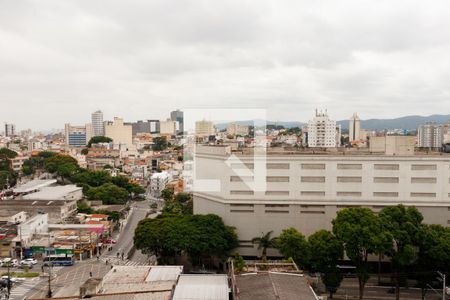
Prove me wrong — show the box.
[20,258,38,265]
[43,254,75,266]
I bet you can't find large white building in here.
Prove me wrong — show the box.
[150,171,172,197]
[193,145,450,256]
[105,117,133,149]
[418,123,443,149]
[160,120,177,135]
[349,113,361,142]
[307,110,339,148]
[91,110,105,137]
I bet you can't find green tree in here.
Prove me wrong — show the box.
[152,137,168,151]
[72,170,112,187]
[0,148,18,159]
[81,148,89,155]
[276,227,309,267]
[111,175,145,194]
[233,252,246,273]
[415,224,450,300]
[379,205,423,300]
[86,183,129,204]
[252,231,277,260]
[332,208,382,300]
[161,188,174,202]
[134,214,238,266]
[87,136,113,148]
[44,154,79,182]
[308,230,344,298]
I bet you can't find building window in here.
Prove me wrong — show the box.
[230,176,254,182]
[301,163,326,170]
[301,176,326,183]
[337,192,362,197]
[411,177,437,184]
[266,163,290,169]
[374,177,399,183]
[265,191,289,196]
[411,164,437,171]
[373,192,399,197]
[300,191,325,196]
[410,192,436,198]
[337,177,362,183]
[374,164,400,170]
[337,164,362,170]
[266,176,290,182]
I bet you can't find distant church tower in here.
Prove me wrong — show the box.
[349,113,360,142]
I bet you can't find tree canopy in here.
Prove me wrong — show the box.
[134,214,238,265]
[252,231,277,260]
[332,208,382,300]
[276,227,309,267]
[86,183,129,204]
[152,137,168,151]
[87,136,113,148]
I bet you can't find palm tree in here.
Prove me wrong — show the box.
[252,231,277,260]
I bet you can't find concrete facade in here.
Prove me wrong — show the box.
[193,146,450,256]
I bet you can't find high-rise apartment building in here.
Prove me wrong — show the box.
[349,113,361,142]
[170,109,184,133]
[104,117,133,148]
[417,123,443,148]
[307,110,339,147]
[195,120,215,137]
[4,123,16,137]
[91,110,105,137]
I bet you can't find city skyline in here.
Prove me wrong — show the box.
[2,1,450,128]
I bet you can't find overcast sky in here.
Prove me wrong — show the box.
[1,0,450,130]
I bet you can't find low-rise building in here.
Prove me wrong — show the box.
[150,171,172,197]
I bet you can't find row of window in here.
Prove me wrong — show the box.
[229,190,441,198]
[231,176,442,183]
[230,163,442,170]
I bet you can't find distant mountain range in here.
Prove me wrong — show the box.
[337,114,450,130]
[215,114,450,131]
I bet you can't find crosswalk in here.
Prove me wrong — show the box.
[8,277,41,300]
[100,256,152,267]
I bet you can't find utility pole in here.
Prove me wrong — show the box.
[47,264,52,298]
[6,262,11,299]
[438,271,446,300]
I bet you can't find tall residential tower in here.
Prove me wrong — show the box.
[349,113,361,142]
[91,110,105,137]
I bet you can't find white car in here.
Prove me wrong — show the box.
[1,258,19,267]
[20,258,38,265]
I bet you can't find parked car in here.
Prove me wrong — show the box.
[102,239,117,244]
[21,258,37,265]
[1,258,18,267]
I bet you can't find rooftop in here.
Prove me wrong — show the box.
[13,179,57,193]
[235,272,317,300]
[172,274,229,300]
[22,184,82,200]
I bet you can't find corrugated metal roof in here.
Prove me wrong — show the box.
[172,274,229,300]
[146,266,183,282]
